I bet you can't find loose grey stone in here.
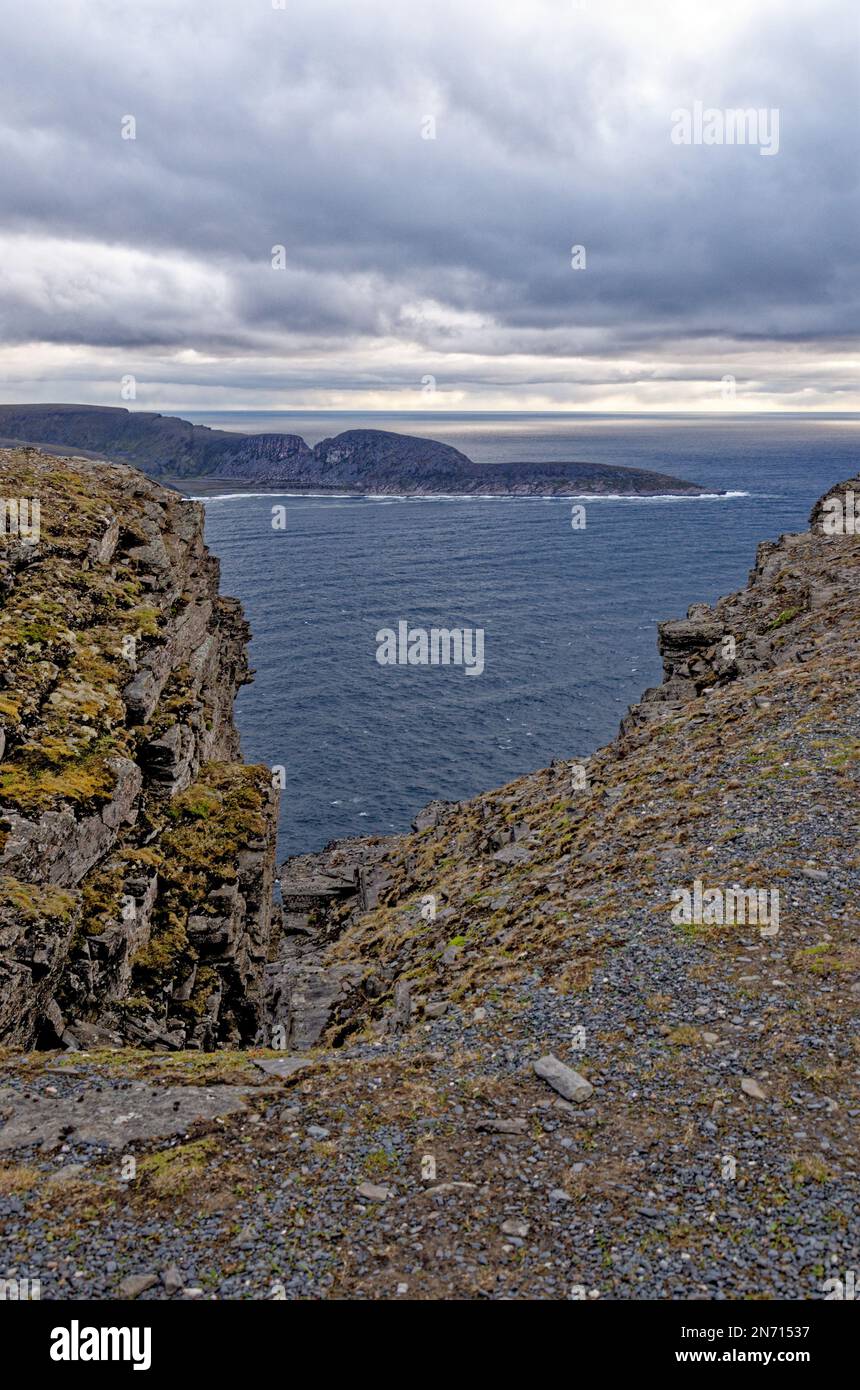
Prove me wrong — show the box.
[252,1057,313,1080]
[49,1163,89,1184]
[118,1272,159,1299]
[161,1263,183,1296]
[421,1182,477,1197]
[356,1181,391,1201]
[501,1218,531,1238]
[534,1055,594,1104]
[741,1078,768,1100]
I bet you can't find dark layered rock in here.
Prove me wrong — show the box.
[0,404,312,481]
[266,836,395,1047]
[618,473,860,740]
[0,447,279,1049]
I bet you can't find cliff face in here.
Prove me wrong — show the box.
[0,447,279,1049]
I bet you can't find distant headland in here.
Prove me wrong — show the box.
[0,403,718,497]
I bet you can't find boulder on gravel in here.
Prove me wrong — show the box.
[534,1055,594,1104]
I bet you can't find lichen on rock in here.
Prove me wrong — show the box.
[0,447,278,1049]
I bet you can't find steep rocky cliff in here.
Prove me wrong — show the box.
[0,447,279,1049]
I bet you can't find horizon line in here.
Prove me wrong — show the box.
[9,403,858,419]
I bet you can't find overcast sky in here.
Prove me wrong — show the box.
[0,0,856,412]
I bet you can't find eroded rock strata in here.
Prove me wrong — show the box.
[0,447,278,1049]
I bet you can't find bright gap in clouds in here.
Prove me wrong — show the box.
[0,0,855,410]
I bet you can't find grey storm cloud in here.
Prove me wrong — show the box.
[0,0,856,408]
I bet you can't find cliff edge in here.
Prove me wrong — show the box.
[0,447,279,1049]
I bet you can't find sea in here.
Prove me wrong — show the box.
[184,412,860,861]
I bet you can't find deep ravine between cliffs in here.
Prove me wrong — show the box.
[0,447,857,1300]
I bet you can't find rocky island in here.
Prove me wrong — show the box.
[0,404,716,497]
[0,446,856,1301]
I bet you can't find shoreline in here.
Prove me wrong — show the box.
[174,476,741,502]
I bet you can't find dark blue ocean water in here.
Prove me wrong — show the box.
[190,413,859,859]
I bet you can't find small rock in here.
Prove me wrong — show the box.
[252,1057,313,1080]
[501,1218,530,1238]
[161,1263,183,1296]
[421,1182,477,1197]
[307,1125,330,1141]
[701,1032,719,1044]
[476,1118,527,1135]
[49,1164,88,1184]
[118,1272,158,1300]
[741,1078,768,1101]
[534,1055,593,1104]
[357,1181,391,1202]
[388,979,412,1032]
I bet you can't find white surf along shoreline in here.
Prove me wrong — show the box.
[190,489,751,504]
